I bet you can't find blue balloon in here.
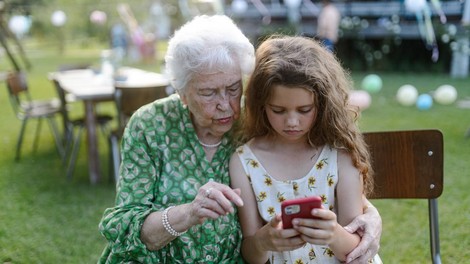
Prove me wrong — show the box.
[416,94,433,110]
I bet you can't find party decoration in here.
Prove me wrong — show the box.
[405,0,446,62]
[404,0,426,13]
[231,0,248,14]
[348,90,371,110]
[416,94,433,110]
[90,10,107,25]
[361,74,382,93]
[434,84,457,105]
[8,15,31,37]
[250,0,271,25]
[51,10,67,27]
[431,0,447,23]
[396,84,418,106]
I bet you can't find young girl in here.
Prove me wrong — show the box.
[230,36,381,263]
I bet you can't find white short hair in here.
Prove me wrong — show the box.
[165,15,255,93]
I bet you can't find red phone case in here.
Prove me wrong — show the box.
[281,196,322,229]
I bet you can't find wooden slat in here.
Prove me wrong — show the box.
[364,130,444,199]
[115,85,168,117]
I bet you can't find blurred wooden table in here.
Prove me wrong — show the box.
[50,68,169,184]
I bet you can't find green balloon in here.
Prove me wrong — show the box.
[361,74,383,93]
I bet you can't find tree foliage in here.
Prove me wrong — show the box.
[2,0,45,15]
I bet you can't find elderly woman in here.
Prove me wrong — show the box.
[98,15,381,263]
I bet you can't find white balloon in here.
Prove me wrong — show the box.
[9,15,30,36]
[231,0,248,14]
[434,85,458,105]
[51,10,67,27]
[396,84,418,106]
[405,0,426,13]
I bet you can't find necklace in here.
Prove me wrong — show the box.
[197,137,222,148]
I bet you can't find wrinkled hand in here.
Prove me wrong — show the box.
[188,181,244,225]
[344,205,382,263]
[292,208,338,245]
[255,215,306,252]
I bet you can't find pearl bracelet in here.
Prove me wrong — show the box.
[162,206,186,237]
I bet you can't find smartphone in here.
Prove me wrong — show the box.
[281,196,322,229]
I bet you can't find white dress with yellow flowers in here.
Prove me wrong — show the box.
[236,143,340,264]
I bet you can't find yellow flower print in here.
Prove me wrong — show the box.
[257,192,267,202]
[315,158,328,170]
[327,173,335,186]
[308,176,316,190]
[276,192,286,203]
[294,259,304,264]
[323,247,334,257]
[329,204,334,211]
[264,177,272,186]
[249,159,259,168]
[309,248,317,260]
[267,206,275,216]
[320,194,327,204]
[293,182,299,193]
[237,147,244,154]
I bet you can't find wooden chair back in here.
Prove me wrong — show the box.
[364,129,443,199]
[363,129,444,264]
[114,84,168,130]
[5,71,32,115]
[6,71,28,95]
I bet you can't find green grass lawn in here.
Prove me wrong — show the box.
[0,44,469,263]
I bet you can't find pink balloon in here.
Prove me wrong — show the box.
[90,10,107,25]
[348,90,371,110]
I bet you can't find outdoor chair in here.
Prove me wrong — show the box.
[50,74,113,181]
[364,129,444,264]
[109,83,169,182]
[5,71,64,161]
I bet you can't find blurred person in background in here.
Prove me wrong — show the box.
[317,0,341,52]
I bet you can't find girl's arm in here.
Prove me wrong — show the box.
[333,149,364,260]
[229,153,305,264]
[229,153,269,264]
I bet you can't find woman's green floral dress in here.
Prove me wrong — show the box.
[98,94,243,263]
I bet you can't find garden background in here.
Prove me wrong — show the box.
[0,0,469,263]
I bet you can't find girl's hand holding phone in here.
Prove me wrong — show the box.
[281,196,322,229]
[254,214,306,252]
[281,196,339,245]
[292,207,339,246]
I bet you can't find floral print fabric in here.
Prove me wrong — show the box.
[98,94,243,263]
[236,144,340,264]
